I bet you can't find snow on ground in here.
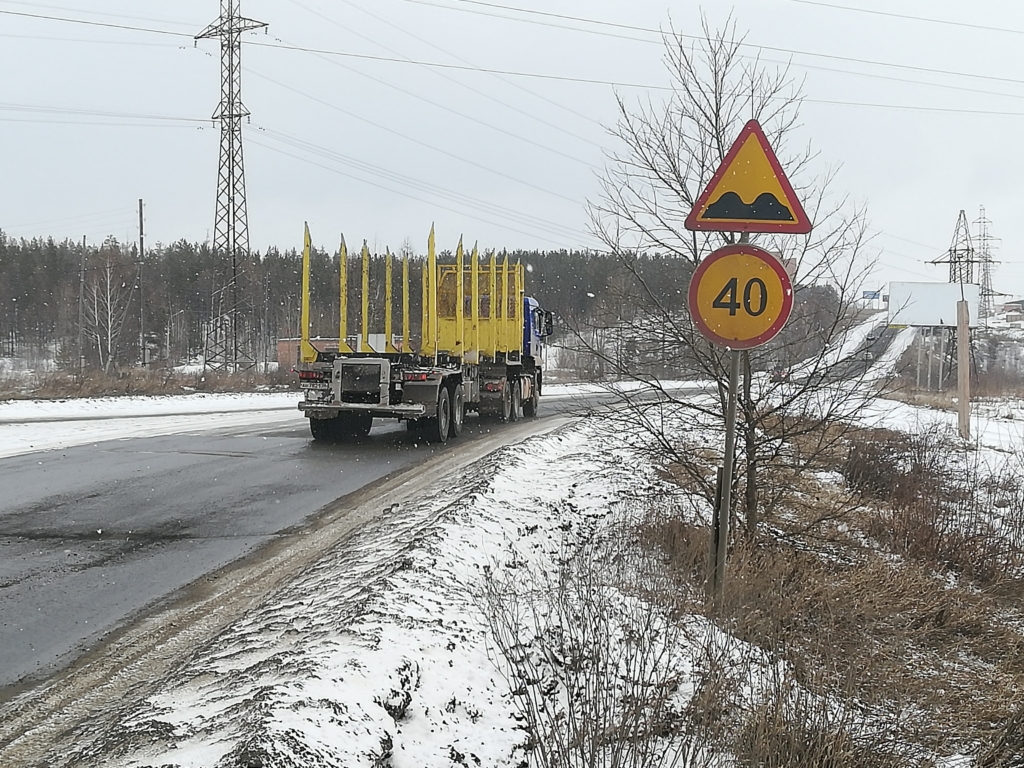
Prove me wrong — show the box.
[0,382,699,460]
[861,394,1024,454]
[0,392,300,459]
[865,326,916,381]
[66,418,693,767]
[789,312,885,378]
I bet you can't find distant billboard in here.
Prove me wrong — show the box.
[888,282,980,328]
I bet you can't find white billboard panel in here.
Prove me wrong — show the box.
[888,282,980,328]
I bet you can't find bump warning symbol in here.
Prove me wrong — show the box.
[685,120,811,234]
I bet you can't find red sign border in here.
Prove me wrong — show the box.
[684,120,812,234]
[688,244,795,350]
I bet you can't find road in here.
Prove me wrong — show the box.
[0,390,605,697]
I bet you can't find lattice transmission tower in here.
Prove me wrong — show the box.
[974,206,999,323]
[945,209,975,285]
[925,210,978,388]
[196,1,266,372]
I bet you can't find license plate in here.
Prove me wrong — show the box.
[301,382,331,390]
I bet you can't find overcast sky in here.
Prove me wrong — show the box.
[0,0,1021,297]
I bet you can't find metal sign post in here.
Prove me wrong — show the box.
[714,350,741,600]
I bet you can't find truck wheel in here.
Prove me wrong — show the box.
[509,379,521,422]
[523,380,539,417]
[449,384,465,438]
[309,417,333,442]
[347,413,374,439]
[431,387,451,444]
[331,412,373,441]
[499,382,512,423]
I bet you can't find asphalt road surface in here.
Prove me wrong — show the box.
[0,390,608,696]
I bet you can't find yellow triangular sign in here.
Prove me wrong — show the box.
[686,120,811,234]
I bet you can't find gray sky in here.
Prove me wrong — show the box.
[0,1,1021,297]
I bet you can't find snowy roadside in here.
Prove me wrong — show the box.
[0,392,301,459]
[861,394,1024,454]
[7,384,1021,765]
[0,382,698,460]
[53,417,680,767]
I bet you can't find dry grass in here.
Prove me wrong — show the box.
[0,367,297,400]
[642,510,1024,760]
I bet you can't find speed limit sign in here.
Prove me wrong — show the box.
[688,244,794,350]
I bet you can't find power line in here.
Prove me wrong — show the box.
[248,40,1024,112]
[0,9,192,37]
[0,102,208,123]
[249,39,674,90]
[0,116,202,128]
[784,0,1024,36]
[246,67,582,204]
[12,6,1024,100]
[395,0,1024,88]
[0,31,183,47]
[254,125,592,241]
[269,32,596,168]
[406,0,659,38]
[0,0,197,29]
[247,135,589,248]
[291,0,606,143]
[336,0,605,128]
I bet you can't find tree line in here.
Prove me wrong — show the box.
[0,231,726,371]
[0,228,844,375]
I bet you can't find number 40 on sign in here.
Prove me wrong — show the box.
[687,244,794,350]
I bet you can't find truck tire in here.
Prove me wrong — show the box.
[430,387,451,444]
[449,384,465,438]
[334,412,373,441]
[509,379,521,422]
[309,417,333,442]
[523,379,539,418]
[499,382,512,423]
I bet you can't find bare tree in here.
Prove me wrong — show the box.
[581,16,881,538]
[85,239,137,374]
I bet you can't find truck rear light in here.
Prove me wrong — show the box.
[484,381,505,392]
[298,370,328,380]
[403,372,429,382]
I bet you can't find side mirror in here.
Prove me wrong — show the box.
[543,310,554,337]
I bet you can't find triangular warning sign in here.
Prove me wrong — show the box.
[685,120,811,234]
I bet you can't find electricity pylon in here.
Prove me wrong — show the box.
[197,1,266,371]
[974,206,999,324]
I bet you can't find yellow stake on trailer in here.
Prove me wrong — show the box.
[428,225,437,362]
[455,236,464,358]
[470,242,479,364]
[517,261,525,354]
[300,223,318,363]
[402,254,410,354]
[384,248,397,353]
[338,235,352,353]
[421,261,429,356]
[489,250,497,359]
[500,252,509,354]
[360,241,370,353]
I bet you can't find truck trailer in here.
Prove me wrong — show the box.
[295,224,553,443]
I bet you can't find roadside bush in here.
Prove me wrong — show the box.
[840,425,1024,583]
[481,523,701,768]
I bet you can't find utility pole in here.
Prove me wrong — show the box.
[139,198,146,367]
[196,0,266,372]
[78,236,86,375]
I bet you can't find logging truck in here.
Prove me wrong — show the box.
[295,224,554,443]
